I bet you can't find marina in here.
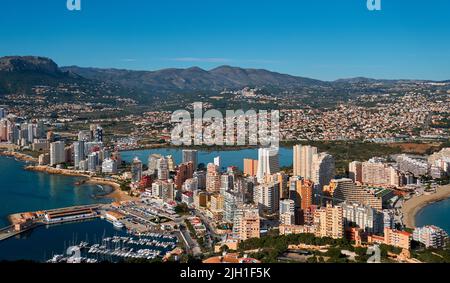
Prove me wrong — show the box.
[0,218,178,263]
[46,233,178,263]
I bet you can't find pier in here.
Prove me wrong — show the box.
[0,204,105,242]
[0,223,41,241]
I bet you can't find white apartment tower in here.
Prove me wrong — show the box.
[256,147,280,183]
[50,141,65,166]
[293,145,318,179]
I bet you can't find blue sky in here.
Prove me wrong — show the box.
[0,0,449,81]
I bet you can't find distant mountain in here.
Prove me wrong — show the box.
[0,56,83,94]
[333,77,442,84]
[0,56,62,73]
[61,65,327,93]
[1,56,448,98]
[333,77,388,84]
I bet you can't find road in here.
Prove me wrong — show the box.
[179,224,202,257]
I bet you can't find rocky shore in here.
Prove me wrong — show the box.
[25,165,134,202]
[0,150,38,163]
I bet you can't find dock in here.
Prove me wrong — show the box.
[0,204,105,242]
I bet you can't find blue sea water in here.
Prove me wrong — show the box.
[0,219,127,262]
[0,157,112,227]
[415,198,450,234]
[120,147,294,170]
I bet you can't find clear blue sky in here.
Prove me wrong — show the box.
[1,0,449,81]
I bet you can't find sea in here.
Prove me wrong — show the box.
[415,198,450,233]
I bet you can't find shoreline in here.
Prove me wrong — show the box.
[24,165,135,202]
[0,150,38,163]
[85,177,134,202]
[401,184,450,229]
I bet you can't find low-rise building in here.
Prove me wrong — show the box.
[413,225,448,249]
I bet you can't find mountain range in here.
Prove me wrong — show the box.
[0,56,447,96]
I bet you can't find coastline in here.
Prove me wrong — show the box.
[0,150,38,163]
[25,165,134,202]
[401,184,450,229]
[85,177,134,202]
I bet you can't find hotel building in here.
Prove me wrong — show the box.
[413,225,448,249]
[256,147,280,183]
[233,205,260,241]
[243,158,258,177]
[314,203,344,239]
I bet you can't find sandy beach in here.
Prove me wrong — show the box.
[86,177,135,202]
[25,165,135,202]
[401,184,450,229]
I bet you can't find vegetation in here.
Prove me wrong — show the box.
[238,233,407,263]
[174,203,190,215]
[412,247,450,263]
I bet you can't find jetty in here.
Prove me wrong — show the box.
[0,204,105,242]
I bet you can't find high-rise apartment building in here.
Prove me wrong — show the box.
[361,158,401,187]
[206,163,221,193]
[293,145,318,178]
[323,178,383,210]
[131,157,143,182]
[148,154,162,175]
[314,203,344,239]
[157,157,169,180]
[279,199,295,225]
[174,162,194,189]
[341,202,384,235]
[233,205,260,241]
[413,226,448,249]
[311,152,335,192]
[256,147,280,183]
[243,159,258,176]
[73,141,85,169]
[87,152,99,172]
[50,141,65,166]
[349,161,363,183]
[182,149,198,170]
[0,119,7,141]
[254,181,280,214]
[223,190,243,223]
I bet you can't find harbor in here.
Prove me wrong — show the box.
[47,233,178,263]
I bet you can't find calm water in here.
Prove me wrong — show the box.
[0,219,126,262]
[0,157,112,227]
[415,198,450,233]
[121,147,294,170]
